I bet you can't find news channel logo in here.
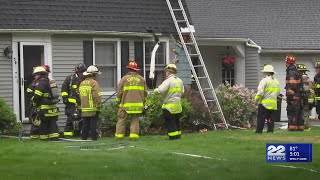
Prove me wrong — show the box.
[266,143,312,163]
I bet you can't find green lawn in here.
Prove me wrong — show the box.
[1,128,320,180]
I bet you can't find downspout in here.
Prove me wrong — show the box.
[246,39,261,53]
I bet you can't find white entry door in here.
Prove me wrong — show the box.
[19,42,48,122]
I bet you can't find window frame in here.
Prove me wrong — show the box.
[143,38,170,87]
[93,38,121,95]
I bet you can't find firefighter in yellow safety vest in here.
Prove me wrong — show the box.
[79,65,102,140]
[255,65,280,133]
[115,60,148,140]
[154,64,184,140]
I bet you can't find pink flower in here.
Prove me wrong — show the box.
[223,57,236,64]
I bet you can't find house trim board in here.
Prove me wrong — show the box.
[12,33,52,122]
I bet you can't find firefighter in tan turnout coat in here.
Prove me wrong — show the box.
[79,65,102,140]
[115,60,147,140]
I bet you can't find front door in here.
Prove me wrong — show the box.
[19,43,46,122]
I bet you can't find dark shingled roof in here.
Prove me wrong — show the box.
[0,0,181,34]
[185,0,320,49]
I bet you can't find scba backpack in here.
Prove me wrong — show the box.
[49,79,60,103]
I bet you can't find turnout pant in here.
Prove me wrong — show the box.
[64,104,76,136]
[81,114,98,140]
[29,124,40,139]
[115,110,140,138]
[39,116,59,140]
[256,104,276,133]
[287,99,304,131]
[316,100,320,120]
[163,109,181,140]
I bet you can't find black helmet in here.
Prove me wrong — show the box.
[75,63,87,73]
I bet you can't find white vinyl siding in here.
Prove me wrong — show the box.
[0,34,13,108]
[52,35,84,127]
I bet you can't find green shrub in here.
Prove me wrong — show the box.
[0,99,21,135]
[215,83,257,127]
[145,93,163,128]
[99,101,118,135]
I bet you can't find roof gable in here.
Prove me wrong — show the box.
[0,0,179,34]
[186,0,320,49]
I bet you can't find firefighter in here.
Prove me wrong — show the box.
[115,60,147,140]
[154,64,184,140]
[314,61,320,120]
[285,55,304,131]
[255,65,280,133]
[31,66,60,140]
[27,67,41,139]
[79,65,102,140]
[61,63,87,137]
[296,64,314,129]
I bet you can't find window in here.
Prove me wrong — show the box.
[144,41,168,89]
[93,40,119,92]
[222,63,235,85]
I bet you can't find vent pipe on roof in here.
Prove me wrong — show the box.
[246,39,261,53]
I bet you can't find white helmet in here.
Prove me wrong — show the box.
[33,66,47,75]
[83,65,102,75]
[261,64,275,73]
[164,63,178,73]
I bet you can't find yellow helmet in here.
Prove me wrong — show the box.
[261,64,275,73]
[164,64,178,73]
[33,66,47,75]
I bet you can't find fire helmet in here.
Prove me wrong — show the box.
[126,60,140,71]
[33,66,47,75]
[164,64,178,74]
[314,61,320,68]
[42,65,51,73]
[75,63,87,73]
[83,65,102,75]
[296,64,310,72]
[285,55,296,64]
[261,64,275,73]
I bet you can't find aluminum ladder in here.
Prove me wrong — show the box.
[166,0,228,130]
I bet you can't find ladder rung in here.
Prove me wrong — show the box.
[193,64,204,68]
[197,76,207,79]
[181,31,191,34]
[172,9,183,11]
[207,99,217,102]
[189,54,199,56]
[176,20,187,23]
[202,88,212,91]
[185,42,195,45]
[211,111,220,114]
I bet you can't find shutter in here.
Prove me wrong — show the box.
[121,41,129,77]
[134,41,144,73]
[245,46,260,89]
[83,41,93,67]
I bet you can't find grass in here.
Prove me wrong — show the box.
[0,128,320,180]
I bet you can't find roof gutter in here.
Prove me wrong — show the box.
[0,29,158,37]
[246,39,262,53]
[260,49,320,54]
[197,37,249,42]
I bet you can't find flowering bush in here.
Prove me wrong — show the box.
[215,83,257,128]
